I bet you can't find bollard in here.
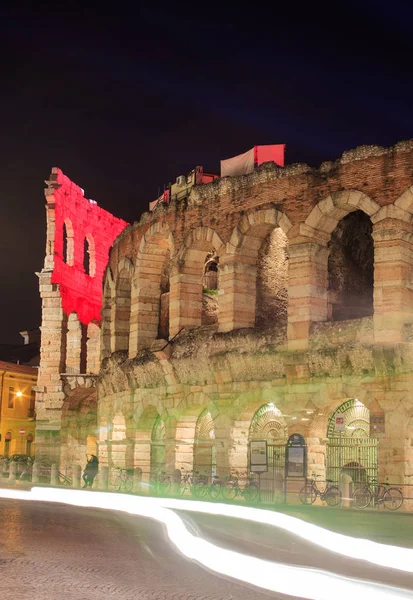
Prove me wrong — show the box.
[133,468,142,494]
[340,473,352,508]
[51,464,58,486]
[8,461,16,483]
[72,465,82,488]
[32,461,40,484]
[99,466,108,490]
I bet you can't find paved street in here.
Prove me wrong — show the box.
[0,498,285,600]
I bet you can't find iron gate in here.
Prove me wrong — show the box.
[251,442,286,503]
[326,437,378,486]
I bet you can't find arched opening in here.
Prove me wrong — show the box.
[170,227,224,336]
[327,211,374,321]
[326,399,377,486]
[150,415,165,477]
[256,228,288,329]
[194,409,216,479]
[4,432,12,457]
[133,223,173,351]
[202,252,219,326]
[102,278,113,358]
[158,248,171,340]
[114,269,132,351]
[249,403,288,502]
[63,219,74,266]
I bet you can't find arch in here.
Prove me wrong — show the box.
[327,210,374,320]
[327,398,370,438]
[150,415,166,476]
[63,219,74,266]
[169,227,225,336]
[102,270,114,358]
[326,398,376,486]
[194,408,216,478]
[4,431,12,457]
[220,208,292,332]
[114,258,133,352]
[83,233,96,277]
[131,222,174,353]
[394,185,413,215]
[304,190,380,236]
[249,403,288,441]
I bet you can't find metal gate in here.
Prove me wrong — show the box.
[326,437,378,486]
[252,442,286,503]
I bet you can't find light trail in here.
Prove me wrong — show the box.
[0,487,411,599]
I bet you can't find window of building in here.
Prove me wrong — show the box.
[26,434,34,457]
[63,220,74,266]
[4,432,11,457]
[29,391,35,418]
[8,387,14,409]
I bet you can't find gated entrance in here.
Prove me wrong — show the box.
[249,403,287,503]
[326,399,378,486]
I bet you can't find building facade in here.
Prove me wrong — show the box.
[36,141,413,496]
[0,362,37,457]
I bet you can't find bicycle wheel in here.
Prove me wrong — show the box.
[179,481,188,496]
[194,482,208,499]
[383,488,403,511]
[113,475,122,492]
[243,482,259,503]
[299,484,316,505]
[209,482,222,500]
[222,483,237,500]
[124,477,133,493]
[325,486,341,507]
[352,486,372,509]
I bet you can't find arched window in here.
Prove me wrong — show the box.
[83,234,96,277]
[327,211,373,321]
[63,220,74,266]
[194,409,216,478]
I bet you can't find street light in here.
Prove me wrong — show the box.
[16,391,22,397]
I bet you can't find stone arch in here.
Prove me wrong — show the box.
[304,190,380,236]
[169,227,225,335]
[60,386,97,468]
[249,403,288,441]
[326,398,376,486]
[114,257,133,352]
[194,408,216,479]
[131,221,174,354]
[220,208,293,332]
[63,218,74,266]
[102,270,114,358]
[394,185,413,215]
[83,233,96,277]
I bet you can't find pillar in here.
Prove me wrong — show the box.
[373,217,413,343]
[219,255,257,331]
[287,239,329,350]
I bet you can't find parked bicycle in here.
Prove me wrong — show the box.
[219,473,260,503]
[152,469,172,496]
[299,474,341,506]
[112,468,133,493]
[353,478,403,510]
[180,469,208,499]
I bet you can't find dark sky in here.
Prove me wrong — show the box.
[1,1,412,343]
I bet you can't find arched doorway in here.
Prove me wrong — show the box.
[194,409,216,480]
[249,403,287,502]
[4,432,12,457]
[326,399,377,486]
[150,416,165,477]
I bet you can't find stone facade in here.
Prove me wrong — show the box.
[37,141,413,493]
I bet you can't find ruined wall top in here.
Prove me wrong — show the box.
[44,167,128,325]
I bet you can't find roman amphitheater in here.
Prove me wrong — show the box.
[34,141,413,500]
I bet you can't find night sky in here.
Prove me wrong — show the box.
[1,1,412,343]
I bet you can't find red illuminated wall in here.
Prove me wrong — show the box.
[50,168,128,325]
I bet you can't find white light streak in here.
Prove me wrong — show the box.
[0,487,411,600]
